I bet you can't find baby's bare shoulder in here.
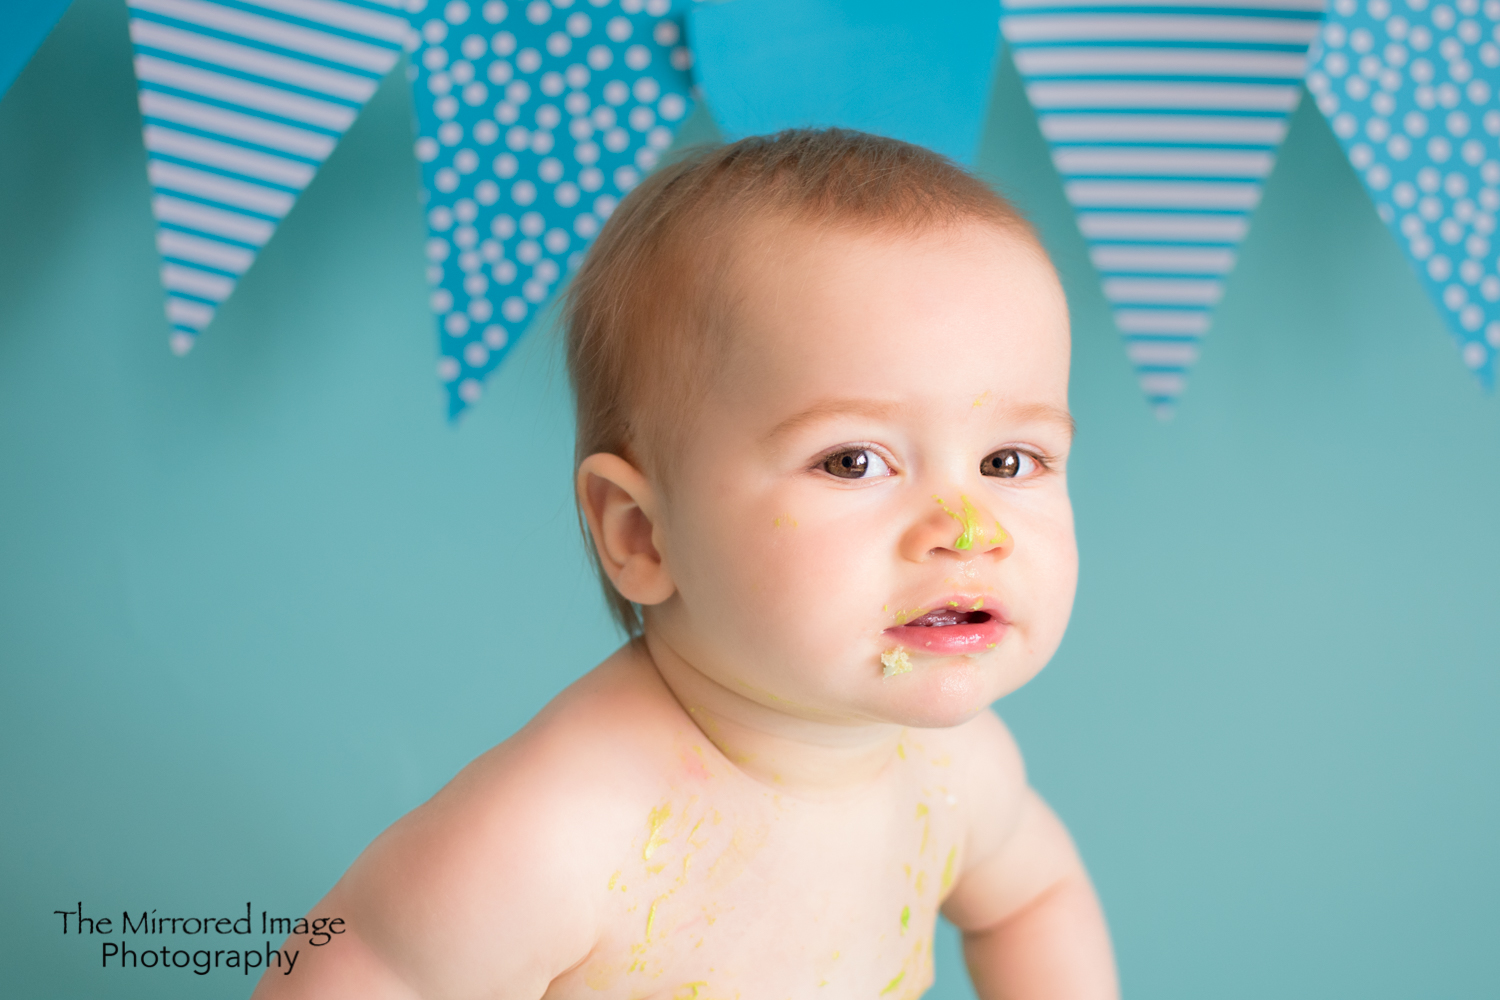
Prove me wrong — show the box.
[942,709,1029,849]
[331,646,692,997]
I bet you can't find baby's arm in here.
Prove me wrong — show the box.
[249,737,605,1000]
[942,711,1118,1000]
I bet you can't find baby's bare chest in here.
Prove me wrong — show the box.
[544,775,966,1000]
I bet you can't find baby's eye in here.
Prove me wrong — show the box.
[981,449,1037,479]
[822,448,892,480]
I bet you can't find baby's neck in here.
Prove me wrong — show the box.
[640,633,906,798]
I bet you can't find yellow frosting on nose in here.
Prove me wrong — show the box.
[933,495,1008,551]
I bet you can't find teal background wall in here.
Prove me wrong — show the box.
[2,2,1497,998]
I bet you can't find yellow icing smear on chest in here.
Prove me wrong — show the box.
[644,803,672,859]
[881,648,912,677]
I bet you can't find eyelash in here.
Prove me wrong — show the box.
[811,446,1054,480]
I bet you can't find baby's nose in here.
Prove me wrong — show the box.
[899,494,1013,562]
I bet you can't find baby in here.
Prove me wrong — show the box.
[253,129,1117,999]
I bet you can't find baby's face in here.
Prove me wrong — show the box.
[647,221,1076,729]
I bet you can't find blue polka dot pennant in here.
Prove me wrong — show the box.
[1307,0,1500,385]
[1001,0,1325,417]
[127,0,407,355]
[405,0,693,419]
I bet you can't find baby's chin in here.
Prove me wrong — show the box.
[866,654,1024,728]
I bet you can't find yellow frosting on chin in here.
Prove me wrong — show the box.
[881,648,912,677]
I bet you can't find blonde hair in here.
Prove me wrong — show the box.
[564,128,1040,635]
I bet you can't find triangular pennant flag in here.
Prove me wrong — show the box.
[1,0,74,99]
[1308,0,1500,385]
[127,0,406,355]
[687,0,1001,165]
[408,0,694,418]
[1002,0,1326,416]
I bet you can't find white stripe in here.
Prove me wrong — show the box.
[1002,14,1321,45]
[156,228,256,272]
[166,296,217,327]
[1055,148,1274,176]
[1012,47,1310,77]
[1116,309,1212,333]
[153,194,276,244]
[1040,113,1289,144]
[1067,179,1261,209]
[139,91,335,159]
[1080,212,1249,241]
[1005,0,1323,9]
[134,54,355,130]
[162,262,236,300]
[1028,81,1300,112]
[148,160,295,215]
[127,0,398,72]
[238,0,408,42]
[129,20,376,101]
[144,125,315,186]
[1137,372,1187,395]
[1104,277,1223,304]
[1091,245,1237,272]
[1126,340,1202,366]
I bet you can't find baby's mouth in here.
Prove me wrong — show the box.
[902,608,994,628]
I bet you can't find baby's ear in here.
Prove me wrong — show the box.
[576,453,676,607]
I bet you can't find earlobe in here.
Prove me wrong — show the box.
[576,453,676,607]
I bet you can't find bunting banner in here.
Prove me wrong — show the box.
[1003,0,1325,416]
[127,0,406,355]
[409,0,694,418]
[1,0,75,99]
[1307,0,1500,385]
[687,0,1001,166]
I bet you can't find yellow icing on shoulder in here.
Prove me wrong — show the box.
[644,803,672,859]
[941,846,957,894]
[879,970,906,995]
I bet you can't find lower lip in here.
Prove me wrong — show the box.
[883,619,1007,655]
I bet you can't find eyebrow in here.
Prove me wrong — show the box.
[766,398,902,441]
[766,397,1076,441]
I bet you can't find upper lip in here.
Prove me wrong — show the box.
[888,595,1010,627]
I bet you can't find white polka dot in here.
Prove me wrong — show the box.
[517,47,542,73]
[426,263,444,284]
[1420,195,1443,220]
[435,168,459,192]
[495,101,519,124]
[423,18,448,43]
[1482,276,1500,301]
[547,31,571,56]
[555,181,580,206]
[426,237,451,262]
[423,47,448,71]
[539,157,564,183]
[579,166,603,190]
[416,136,439,161]
[670,46,691,71]
[503,297,527,321]
[566,64,590,89]
[450,60,474,84]
[628,105,655,131]
[445,312,471,336]
[1334,112,1358,138]
[489,60,513,85]
[484,324,508,349]
[654,20,679,45]
[512,180,537,205]
[458,379,483,403]
[536,259,560,282]
[493,152,519,178]
[492,30,517,56]
[445,0,471,22]
[468,297,494,321]
[464,272,488,295]
[522,279,548,302]
[1462,139,1485,164]
[506,125,530,151]
[588,44,613,69]
[635,147,657,170]
[1461,303,1484,329]
[1487,320,1500,346]
[492,213,516,239]
[1461,341,1487,367]
[1350,142,1374,168]
[544,228,570,252]
[1393,181,1418,208]
[1366,163,1391,189]
[658,93,686,122]
[438,356,460,381]
[526,0,550,23]
[594,194,617,218]
[574,212,599,237]
[493,260,518,284]
[1444,283,1467,309]
[435,95,459,119]
[541,71,565,96]
[625,44,651,69]
[431,288,454,312]
[575,141,600,165]
[1445,171,1468,197]
[604,127,629,152]
[483,0,508,21]
[645,0,667,13]
[462,81,488,106]
[519,211,545,237]
[1429,254,1453,280]
[647,125,673,150]
[506,79,531,104]
[530,131,553,154]
[536,103,562,129]
[455,148,479,173]
[567,11,591,34]
[465,341,490,367]
[1428,136,1453,161]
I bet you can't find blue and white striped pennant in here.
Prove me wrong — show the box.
[1002,0,1326,416]
[407,0,693,419]
[1307,0,1500,387]
[127,0,407,354]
